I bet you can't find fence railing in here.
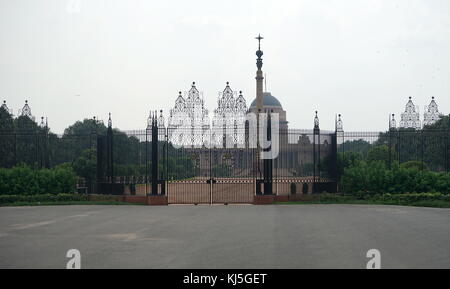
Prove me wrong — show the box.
[1,128,448,195]
[338,130,449,173]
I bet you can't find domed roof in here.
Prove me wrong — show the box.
[249,92,282,108]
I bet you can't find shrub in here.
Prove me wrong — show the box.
[0,193,88,204]
[341,161,450,194]
[371,193,450,204]
[367,145,391,166]
[298,193,450,207]
[0,165,77,195]
[400,161,428,171]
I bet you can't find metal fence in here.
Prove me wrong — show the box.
[1,125,448,200]
[0,123,338,202]
[338,130,449,172]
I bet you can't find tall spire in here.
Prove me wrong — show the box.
[1,100,11,115]
[255,34,265,112]
[19,100,35,121]
[400,96,421,129]
[423,96,440,126]
[108,112,112,128]
[314,111,320,130]
[255,34,264,70]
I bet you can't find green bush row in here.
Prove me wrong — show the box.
[340,161,450,194]
[374,192,450,202]
[0,164,77,195]
[0,193,88,204]
[86,194,123,202]
[311,192,450,204]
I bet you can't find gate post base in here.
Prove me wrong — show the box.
[253,195,275,205]
[146,195,168,206]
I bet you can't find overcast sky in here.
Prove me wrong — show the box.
[0,0,449,133]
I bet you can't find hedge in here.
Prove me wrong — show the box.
[376,192,450,202]
[0,165,77,195]
[0,193,88,204]
[300,193,450,205]
[0,194,128,205]
[340,161,450,194]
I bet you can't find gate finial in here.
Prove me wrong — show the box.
[314,111,320,130]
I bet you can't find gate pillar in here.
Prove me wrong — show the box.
[151,111,159,195]
[255,110,273,199]
[313,111,320,193]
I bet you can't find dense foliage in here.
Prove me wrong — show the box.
[287,192,450,208]
[0,106,196,181]
[340,116,449,172]
[335,116,449,194]
[341,161,449,194]
[0,165,77,195]
[0,193,131,205]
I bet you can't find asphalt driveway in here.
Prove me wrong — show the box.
[0,204,449,268]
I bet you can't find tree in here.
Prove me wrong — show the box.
[72,149,97,180]
[337,151,362,178]
[376,115,449,171]
[400,161,428,171]
[367,145,391,166]
[0,106,15,167]
[340,139,371,156]
[423,115,449,171]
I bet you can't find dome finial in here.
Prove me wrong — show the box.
[255,34,264,70]
[256,34,263,50]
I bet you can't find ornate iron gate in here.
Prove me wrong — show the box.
[167,149,211,204]
[92,111,339,202]
[210,148,256,204]
[166,145,257,204]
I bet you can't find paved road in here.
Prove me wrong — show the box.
[0,204,449,268]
